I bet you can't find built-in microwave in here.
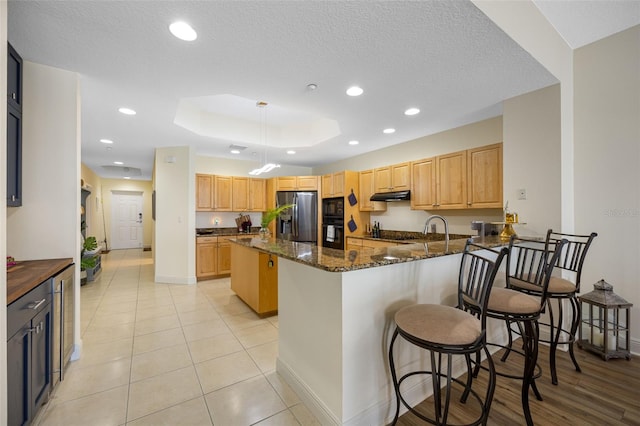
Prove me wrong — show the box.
[322,197,344,219]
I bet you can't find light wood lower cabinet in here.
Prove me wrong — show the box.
[230,243,278,315]
[196,236,233,279]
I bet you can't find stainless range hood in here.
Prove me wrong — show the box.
[369,190,411,202]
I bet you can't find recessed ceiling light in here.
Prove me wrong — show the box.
[230,149,241,154]
[348,140,359,145]
[306,83,318,91]
[100,139,113,144]
[383,128,396,134]
[287,150,296,155]
[404,108,420,116]
[123,177,131,180]
[114,161,124,165]
[346,86,364,97]
[118,107,136,115]
[169,21,197,41]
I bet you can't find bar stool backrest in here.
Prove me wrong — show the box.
[458,240,509,333]
[545,230,598,292]
[507,235,568,306]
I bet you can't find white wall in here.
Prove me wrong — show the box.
[503,85,561,237]
[154,146,196,284]
[573,26,640,347]
[6,62,82,358]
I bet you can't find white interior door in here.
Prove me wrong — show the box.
[110,191,143,249]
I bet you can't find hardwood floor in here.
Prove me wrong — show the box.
[395,344,640,425]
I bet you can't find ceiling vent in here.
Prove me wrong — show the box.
[101,165,142,176]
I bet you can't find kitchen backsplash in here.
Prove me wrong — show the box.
[196,211,264,230]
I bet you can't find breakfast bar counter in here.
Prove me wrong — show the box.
[230,235,504,273]
[230,236,506,425]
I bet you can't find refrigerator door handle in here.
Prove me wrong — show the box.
[293,194,298,237]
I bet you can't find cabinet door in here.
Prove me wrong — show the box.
[196,243,217,278]
[332,172,345,197]
[358,170,386,212]
[196,174,213,211]
[249,178,266,211]
[214,176,232,211]
[436,150,467,209]
[7,106,22,207]
[232,177,249,211]
[276,176,297,191]
[374,167,392,193]
[467,143,503,208]
[217,238,232,274]
[391,162,411,191]
[8,43,22,111]
[321,174,333,198]
[30,307,52,414]
[296,176,318,190]
[8,327,29,426]
[411,158,436,210]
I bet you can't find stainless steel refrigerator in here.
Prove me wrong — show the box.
[276,191,318,243]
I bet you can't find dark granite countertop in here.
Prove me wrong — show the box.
[196,227,260,236]
[348,230,473,244]
[229,236,505,273]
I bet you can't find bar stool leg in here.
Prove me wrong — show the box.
[568,296,582,372]
[521,320,540,426]
[388,329,402,425]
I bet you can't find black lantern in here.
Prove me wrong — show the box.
[578,280,632,360]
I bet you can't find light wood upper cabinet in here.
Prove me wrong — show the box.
[276,176,318,191]
[249,178,266,211]
[411,158,436,210]
[358,170,386,212]
[374,162,410,193]
[322,172,345,198]
[214,175,233,211]
[232,177,250,211]
[231,177,266,212]
[410,143,503,210]
[436,150,467,209]
[196,174,214,211]
[467,143,503,208]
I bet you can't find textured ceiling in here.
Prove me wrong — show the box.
[7,1,637,180]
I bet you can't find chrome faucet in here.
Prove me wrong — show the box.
[424,214,450,246]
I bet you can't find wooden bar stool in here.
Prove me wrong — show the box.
[473,235,567,426]
[388,241,508,425]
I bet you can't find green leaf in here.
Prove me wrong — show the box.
[261,204,294,228]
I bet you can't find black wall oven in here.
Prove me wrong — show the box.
[322,197,345,250]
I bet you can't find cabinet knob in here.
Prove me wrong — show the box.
[467,202,472,206]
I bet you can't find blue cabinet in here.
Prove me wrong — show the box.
[7,42,22,207]
[7,281,52,426]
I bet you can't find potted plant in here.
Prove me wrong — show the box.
[260,204,293,240]
[80,236,98,284]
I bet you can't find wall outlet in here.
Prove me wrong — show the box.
[517,188,527,200]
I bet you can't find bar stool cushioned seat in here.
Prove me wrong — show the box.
[395,304,481,346]
[388,241,508,426]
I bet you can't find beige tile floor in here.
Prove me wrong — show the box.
[34,249,320,426]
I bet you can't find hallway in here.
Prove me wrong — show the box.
[35,249,319,425]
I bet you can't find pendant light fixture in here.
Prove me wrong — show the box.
[249,101,281,176]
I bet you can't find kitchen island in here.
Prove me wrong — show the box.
[230,236,506,425]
